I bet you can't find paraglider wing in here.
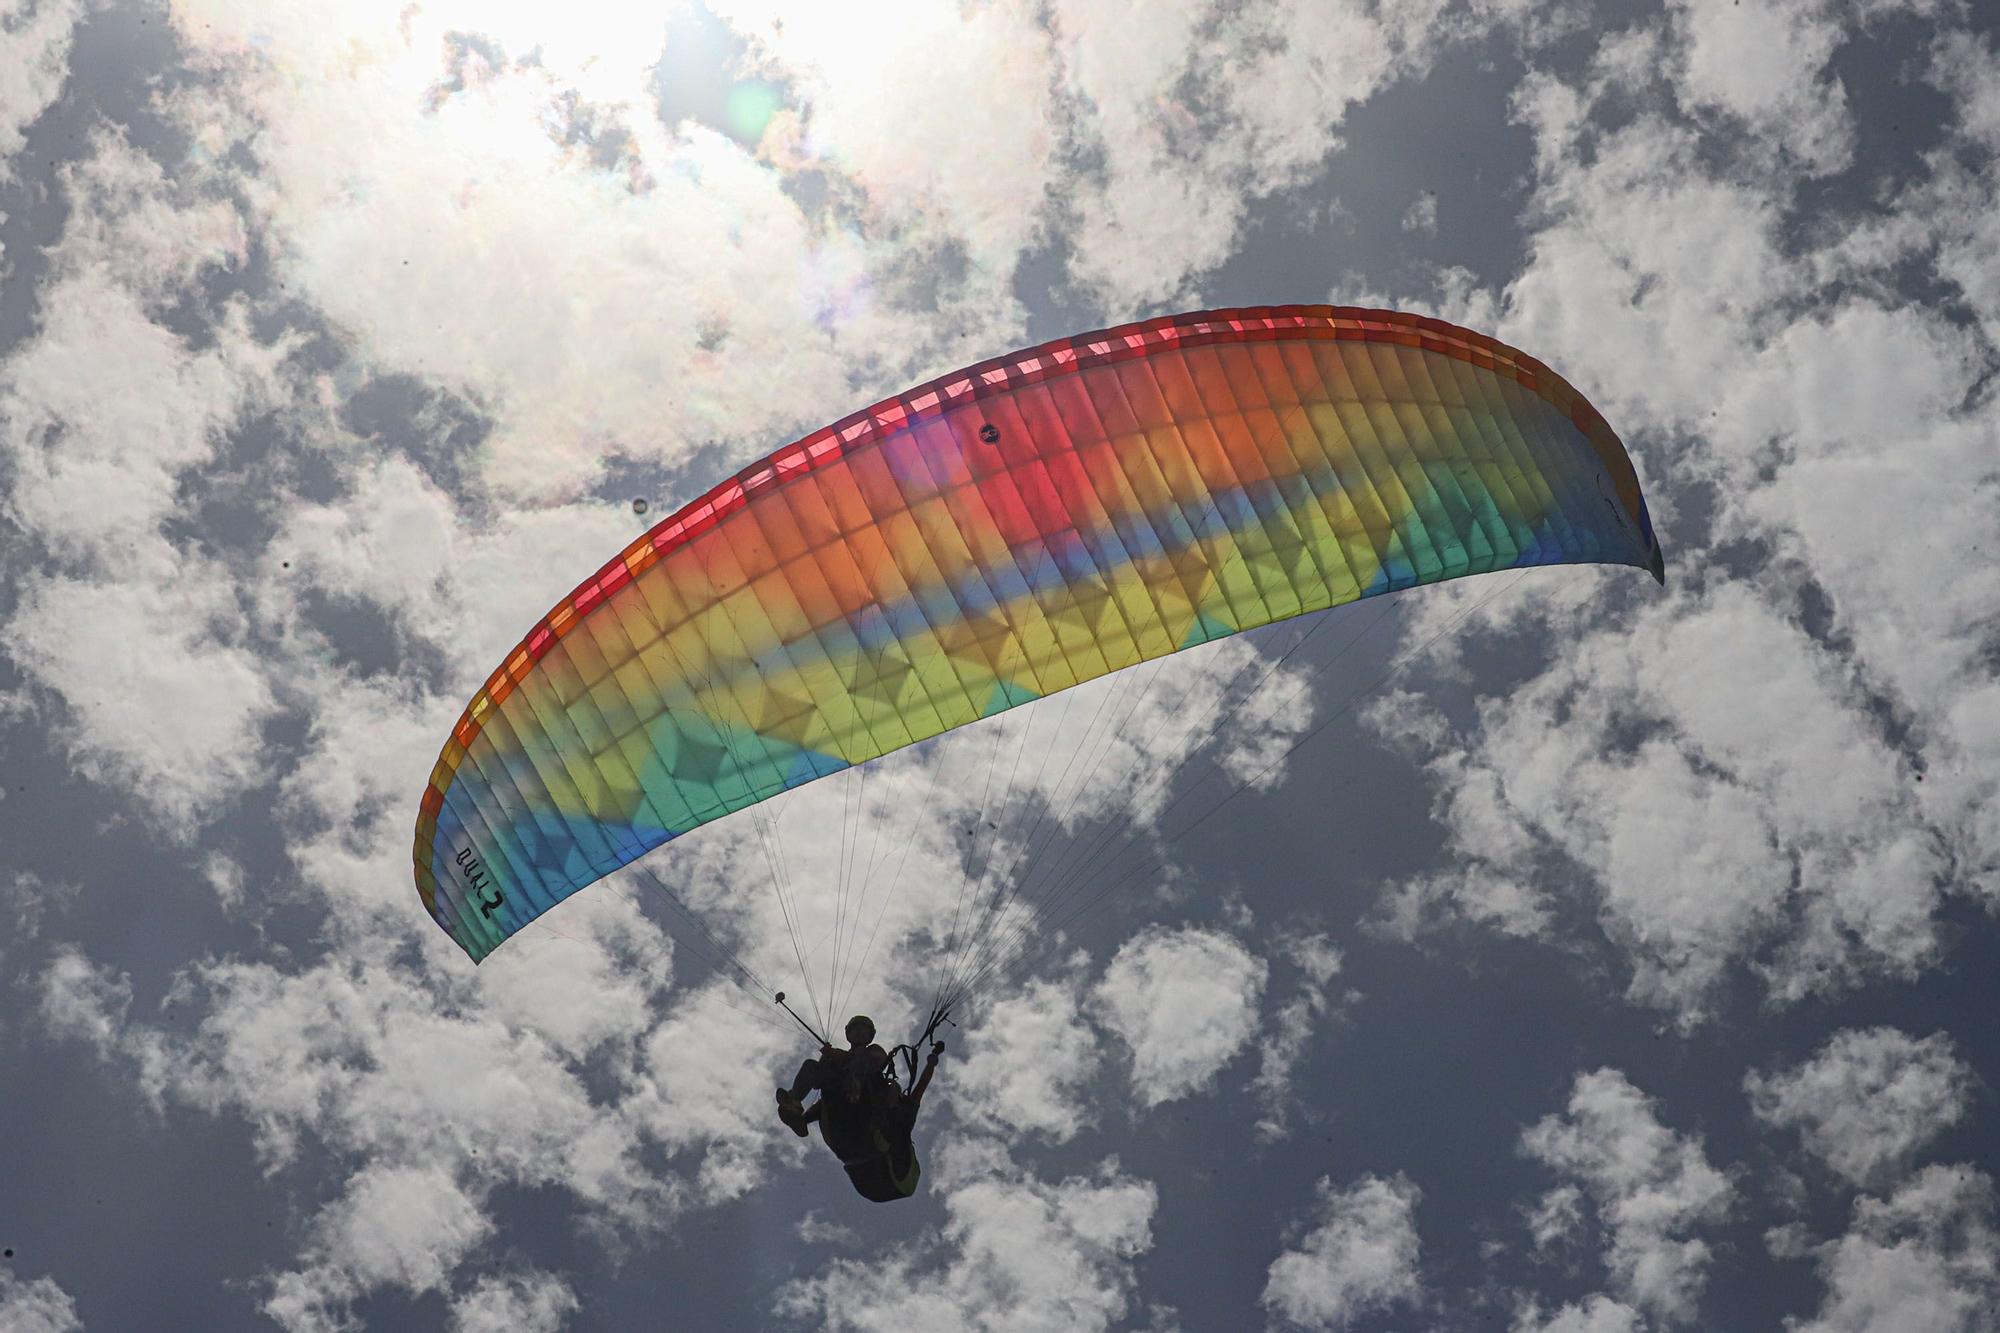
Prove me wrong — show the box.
[414,305,1664,960]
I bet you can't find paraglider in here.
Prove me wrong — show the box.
[775,1011,945,1202]
[411,304,1663,1196]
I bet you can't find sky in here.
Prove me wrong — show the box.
[1,1,1997,1330]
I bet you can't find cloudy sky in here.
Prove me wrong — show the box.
[2,0,1997,1329]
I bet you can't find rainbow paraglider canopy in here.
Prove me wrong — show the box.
[415,305,1662,961]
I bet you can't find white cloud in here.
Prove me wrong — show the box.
[1932,28,2000,148]
[1870,29,2000,351]
[38,947,141,1065]
[1052,0,1459,310]
[264,1163,494,1331]
[718,0,1057,279]
[0,140,257,567]
[1725,301,1995,709]
[796,1211,859,1248]
[1251,932,1344,1142]
[1525,1184,1586,1254]
[1791,1164,2000,1333]
[1376,0,2000,1012]
[1476,0,1595,50]
[1512,1295,1642,1333]
[1367,687,1558,942]
[0,128,295,833]
[201,852,248,912]
[777,1139,1157,1332]
[1402,191,1439,234]
[955,971,1103,1142]
[1375,864,1557,943]
[1094,925,1267,1108]
[1488,68,1799,439]
[35,938,682,1321]
[1378,585,1941,1019]
[1724,303,2000,924]
[0,1269,83,1333]
[8,568,279,834]
[626,982,804,1206]
[0,872,73,994]
[1747,1027,1973,1187]
[1389,3,2000,1024]
[474,905,665,1062]
[1520,1069,1734,1324]
[1262,1173,1425,1330]
[448,1272,579,1333]
[0,0,81,175]
[1670,0,1853,172]
[710,0,1528,348]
